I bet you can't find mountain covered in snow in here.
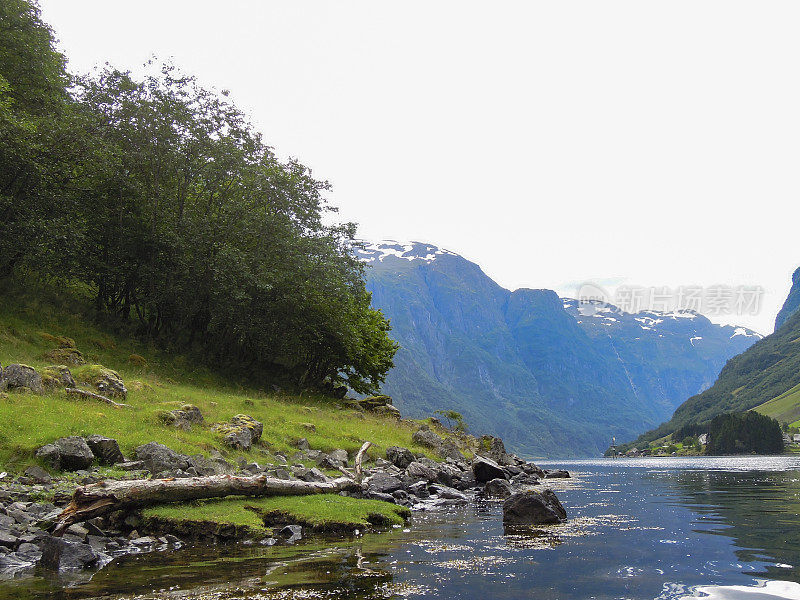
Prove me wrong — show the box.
[356,240,761,457]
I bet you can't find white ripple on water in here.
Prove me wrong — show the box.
[657,579,800,599]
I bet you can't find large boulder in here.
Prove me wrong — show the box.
[85,435,124,465]
[187,454,235,476]
[544,469,571,479]
[386,446,415,469]
[0,364,43,394]
[40,365,76,389]
[502,489,567,526]
[39,537,98,571]
[35,437,94,471]
[437,438,465,461]
[214,414,263,450]
[75,365,127,399]
[472,456,507,483]
[134,442,190,474]
[412,427,444,450]
[42,347,85,366]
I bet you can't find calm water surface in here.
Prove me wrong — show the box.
[5,456,800,600]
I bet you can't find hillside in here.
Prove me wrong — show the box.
[356,241,760,457]
[0,282,431,472]
[622,302,800,448]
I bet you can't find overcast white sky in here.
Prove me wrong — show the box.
[40,1,800,334]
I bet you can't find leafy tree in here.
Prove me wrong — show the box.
[706,412,783,455]
[435,409,467,433]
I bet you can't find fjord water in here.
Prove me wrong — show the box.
[7,456,800,600]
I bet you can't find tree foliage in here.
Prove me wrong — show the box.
[0,1,397,394]
[706,412,783,456]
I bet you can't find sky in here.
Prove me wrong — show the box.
[39,1,800,335]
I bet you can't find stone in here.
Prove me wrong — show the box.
[437,438,465,461]
[278,525,302,542]
[76,365,127,399]
[36,437,94,471]
[42,348,85,366]
[40,365,76,389]
[405,461,437,482]
[373,404,402,420]
[15,542,41,563]
[0,531,17,549]
[296,438,310,451]
[472,456,507,483]
[298,468,328,483]
[429,484,468,501]
[85,435,124,465]
[412,427,444,450]
[215,414,263,450]
[484,478,513,499]
[367,472,403,494]
[161,405,204,430]
[502,489,567,526]
[23,465,52,484]
[329,449,349,465]
[134,442,189,474]
[116,460,147,471]
[188,454,235,476]
[386,446,415,469]
[0,364,43,394]
[39,536,99,571]
[544,469,571,479]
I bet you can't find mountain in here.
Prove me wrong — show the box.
[625,266,800,448]
[357,241,760,457]
[775,267,800,331]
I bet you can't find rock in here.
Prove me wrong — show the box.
[161,405,204,430]
[42,348,85,366]
[437,438,465,461]
[367,472,404,494]
[279,525,302,542]
[296,438,310,451]
[544,469,571,479]
[298,468,328,483]
[412,427,444,450]
[484,478,513,499]
[187,454,235,476]
[479,435,516,466]
[40,365,76,389]
[76,365,127,399]
[134,442,189,474]
[405,461,437,482]
[358,395,394,410]
[39,536,99,571]
[15,542,41,563]
[0,364,43,394]
[502,489,567,526]
[300,422,316,433]
[329,449,349,465]
[373,404,402,419]
[386,446,415,469]
[367,491,395,503]
[0,532,17,549]
[429,484,468,501]
[85,435,124,465]
[35,437,94,471]
[23,465,51,484]
[215,414,263,450]
[472,456,507,483]
[317,455,343,470]
[116,460,146,471]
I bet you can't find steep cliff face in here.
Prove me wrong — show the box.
[357,241,760,457]
[775,267,800,331]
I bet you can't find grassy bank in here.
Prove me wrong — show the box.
[0,282,434,531]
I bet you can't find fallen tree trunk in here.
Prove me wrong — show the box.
[65,388,130,408]
[53,474,362,535]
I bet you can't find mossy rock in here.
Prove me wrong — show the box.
[74,364,127,399]
[42,347,85,366]
[38,332,77,349]
[40,365,76,389]
[128,354,148,368]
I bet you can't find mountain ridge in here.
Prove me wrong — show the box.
[356,240,760,457]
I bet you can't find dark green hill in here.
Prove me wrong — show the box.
[775,267,800,331]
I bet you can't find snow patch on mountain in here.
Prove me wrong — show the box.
[355,240,458,264]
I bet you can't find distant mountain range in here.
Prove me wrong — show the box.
[357,241,761,457]
[623,264,800,449]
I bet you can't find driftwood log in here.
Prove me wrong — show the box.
[53,474,362,535]
[65,388,130,408]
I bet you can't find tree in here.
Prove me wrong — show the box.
[706,412,784,455]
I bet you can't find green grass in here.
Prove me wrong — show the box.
[753,383,800,425]
[0,282,435,471]
[143,494,410,533]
